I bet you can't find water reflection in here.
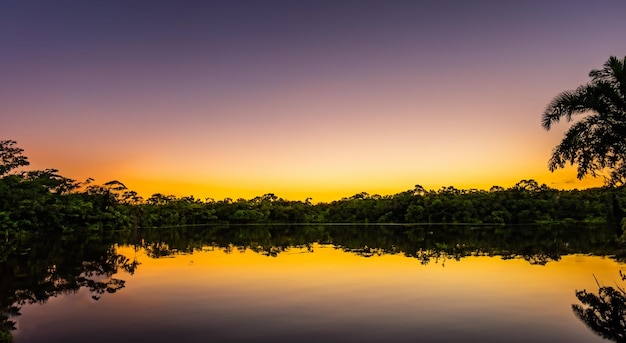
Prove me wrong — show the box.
[0,232,139,340]
[1,223,623,342]
[134,223,619,265]
[573,271,626,342]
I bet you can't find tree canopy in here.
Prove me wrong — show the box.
[1,139,625,235]
[542,56,626,187]
[0,140,29,176]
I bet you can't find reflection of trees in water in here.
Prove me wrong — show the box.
[0,233,139,341]
[0,224,620,342]
[132,223,626,341]
[133,223,626,341]
[135,223,619,266]
[343,245,389,258]
[573,272,626,342]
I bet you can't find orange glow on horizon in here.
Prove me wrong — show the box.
[20,137,605,203]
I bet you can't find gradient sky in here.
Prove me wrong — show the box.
[2,0,626,202]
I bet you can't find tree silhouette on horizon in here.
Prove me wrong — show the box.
[542,56,626,187]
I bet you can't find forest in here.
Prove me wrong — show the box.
[1,139,625,236]
[2,138,626,343]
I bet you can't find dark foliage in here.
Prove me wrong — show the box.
[2,140,626,237]
[573,272,626,342]
[542,56,626,187]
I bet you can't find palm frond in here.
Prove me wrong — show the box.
[542,88,596,130]
[545,56,626,186]
[589,55,626,103]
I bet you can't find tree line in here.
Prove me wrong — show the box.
[2,139,626,236]
[136,180,624,228]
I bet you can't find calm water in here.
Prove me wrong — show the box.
[2,224,625,342]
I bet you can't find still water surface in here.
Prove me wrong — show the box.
[4,224,625,342]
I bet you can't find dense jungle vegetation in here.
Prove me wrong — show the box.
[1,139,625,236]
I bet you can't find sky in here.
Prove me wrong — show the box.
[1,0,626,202]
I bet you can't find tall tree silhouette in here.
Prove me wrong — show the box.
[542,56,626,187]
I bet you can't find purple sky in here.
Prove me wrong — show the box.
[2,1,625,201]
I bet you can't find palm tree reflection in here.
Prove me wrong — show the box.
[572,272,626,342]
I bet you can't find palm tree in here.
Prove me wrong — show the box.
[542,56,626,187]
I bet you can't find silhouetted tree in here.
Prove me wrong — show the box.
[0,140,29,176]
[542,56,626,187]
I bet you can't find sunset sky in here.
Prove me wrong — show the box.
[2,0,626,202]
